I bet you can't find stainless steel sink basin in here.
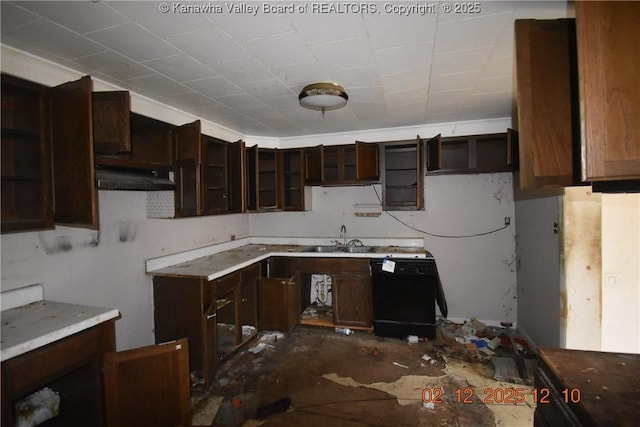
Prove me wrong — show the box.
[343,246,376,253]
[301,245,344,253]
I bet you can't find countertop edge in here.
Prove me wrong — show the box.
[0,307,120,362]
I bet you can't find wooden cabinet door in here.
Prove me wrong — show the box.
[174,120,201,217]
[92,91,130,154]
[514,19,578,189]
[280,148,306,211]
[227,140,246,213]
[576,1,640,181]
[381,138,423,211]
[103,338,191,427]
[240,263,260,340]
[426,134,442,172]
[287,271,301,332]
[50,76,99,228]
[355,141,380,181]
[305,145,323,184]
[332,272,373,327]
[203,300,218,387]
[201,136,229,214]
[1,74,54,233]
[259,275,299,334]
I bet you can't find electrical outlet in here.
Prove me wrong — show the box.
[504,217,511,226]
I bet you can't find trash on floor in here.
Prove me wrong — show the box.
[259,331,285,343]
[256,397,292,419]
[191,396,224,427]
[491,357,537,385]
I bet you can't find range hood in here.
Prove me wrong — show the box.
[95,167,175,191]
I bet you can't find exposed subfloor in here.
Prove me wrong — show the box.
[192,327,536,427]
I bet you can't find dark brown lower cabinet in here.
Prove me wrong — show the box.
[332,272,373,327]
[299,257,373,328]
[260,272,301,334]
[1,320,190,427]
[153,263,259,388]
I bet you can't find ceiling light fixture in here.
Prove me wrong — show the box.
[298,82,348,117]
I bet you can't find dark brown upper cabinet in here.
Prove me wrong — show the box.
[576,1,640,181]
[50,76,99,228]
[174,120,201,217]
[304,142,379,186]
[426,130,518,175]
[174,120,246,217]
[92,91,130,154]
[380,137,424,211]
[514,18,579,189]
[95,113,173,170]
[1,74,54,233]
[202,135,245,215]
[280,148,308,211]
[246,145,280,211]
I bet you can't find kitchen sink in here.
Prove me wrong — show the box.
[301,245,344,253]
[300,245,377,253]
[343,246,376,253]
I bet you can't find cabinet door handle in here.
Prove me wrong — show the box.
[242,298,248,302]
[206,313,217,320]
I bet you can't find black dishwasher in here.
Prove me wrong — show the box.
[370,258,447,340]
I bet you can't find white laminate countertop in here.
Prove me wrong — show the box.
[146,237,430,281]
[1,287,120,362]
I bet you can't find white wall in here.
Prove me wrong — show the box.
[251,172,517,324]
[601,193,640,353]
[1,191,250,350]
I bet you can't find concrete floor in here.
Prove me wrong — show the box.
[193,327,536,427]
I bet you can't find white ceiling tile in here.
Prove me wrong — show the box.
[210,57,274,85]
[237,78,294,100]
[167,26,248,65]
[0,1,570,137]
[1,2,40,32]
[272,61,331,88]
[18,1,128,34]
[375,42,433,75]
[474,77,512,95]
[481,55,513,79]
[385,88,429,108]
[142,54,217,83]
[365,13,437,49]
[288,12,366,44]
[429,70,482,92]
[329,65,380,89]
[4,19,105,59]
[245,32,315,67]
[217,93,266,112]
[126,74,191,98]
[106,1,214,37]
[311,38,374,70]
[74,50,154,81]
[216,13,293,41]
[87,22,180,62]
[380,70,428,93]
[431,46,495,76]
[164,91,218,109]
[184,76,243,99]
[348,86,385,104]
[435,13,512,53]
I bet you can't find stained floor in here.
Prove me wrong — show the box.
[193,327,536,427]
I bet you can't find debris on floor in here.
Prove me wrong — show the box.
[202,325,536,426]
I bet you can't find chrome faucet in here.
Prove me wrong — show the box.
[339,224,347,246]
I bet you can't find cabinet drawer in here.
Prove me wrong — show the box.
[300,257,370,273]
[214,271,240,297]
